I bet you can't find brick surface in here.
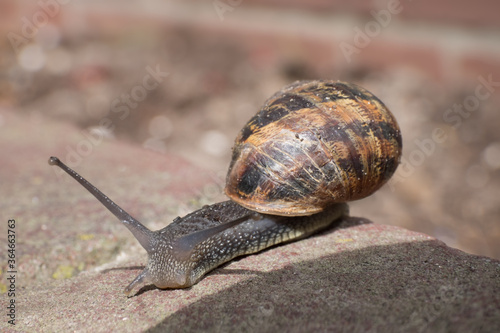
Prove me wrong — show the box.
[2,110,500,332]
[349,39,444,81]
[461,54,500,84]
[248,0,500,28]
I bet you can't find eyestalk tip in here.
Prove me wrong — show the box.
[48,156,60,166]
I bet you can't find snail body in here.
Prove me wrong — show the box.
[49,80,401,295]
[138,200,347,290]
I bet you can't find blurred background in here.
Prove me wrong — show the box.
[1,0,499,259]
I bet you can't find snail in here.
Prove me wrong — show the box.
[49,80,402,295]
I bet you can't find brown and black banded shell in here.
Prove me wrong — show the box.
[225,80,402,216]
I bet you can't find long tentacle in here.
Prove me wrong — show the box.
[49,157,154,252]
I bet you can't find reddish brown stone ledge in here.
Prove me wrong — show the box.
[2,111,500,331]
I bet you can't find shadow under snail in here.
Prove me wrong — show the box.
[49,80,402,295]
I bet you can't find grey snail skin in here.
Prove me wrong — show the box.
[49,80,402,295]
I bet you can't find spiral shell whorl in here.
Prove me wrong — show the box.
[225,80,402,216]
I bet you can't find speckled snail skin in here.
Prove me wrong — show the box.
[49,80,402,295]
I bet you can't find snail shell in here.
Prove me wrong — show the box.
[225,80,402,216]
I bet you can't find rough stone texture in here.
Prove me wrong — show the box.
[1,111,500,332]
